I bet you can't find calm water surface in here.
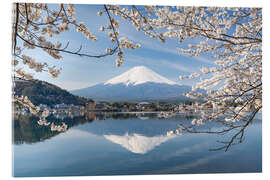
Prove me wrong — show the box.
[13,113,262,177]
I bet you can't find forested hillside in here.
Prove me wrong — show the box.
[13,78,93,107]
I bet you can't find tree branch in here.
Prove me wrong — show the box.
[17,33,118,58]
[104,5,121,52]
[12,3,19,55]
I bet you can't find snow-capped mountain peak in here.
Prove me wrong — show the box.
[104,66,177,86]
[71,65,195,101]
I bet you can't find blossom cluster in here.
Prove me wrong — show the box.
[16,68,33,80]
[22,55,45,73]
[97,6,143,67]
[38,117,68,132]
[75,22,97,41]
[50,122,68,132]
[48,67,61,78]
[13,95,39,114]
[38,118,51,126]
[37,36,62,59]
[167,126,186,136]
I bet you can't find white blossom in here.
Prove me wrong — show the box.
[97,11,103,16]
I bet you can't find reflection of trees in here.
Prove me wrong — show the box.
[13,114,94,144]
[173,111,261,151]
[13,114,60,144]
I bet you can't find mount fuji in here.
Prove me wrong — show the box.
[71,66,194,102]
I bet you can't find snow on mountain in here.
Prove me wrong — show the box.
[104,66,177,86]
[104,133,176,154]
[71,66,195,101]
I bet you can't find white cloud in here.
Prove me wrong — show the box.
[127,54,196,73]
[121,32,180,56]
[120,29,214,65]
[159,60,196,73]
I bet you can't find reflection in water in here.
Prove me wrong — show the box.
[13,112,185,145]
[104,133,176,154]
[13,114,60,145]
[13,112,262,177]
[13,113,96,144]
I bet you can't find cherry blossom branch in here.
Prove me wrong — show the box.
[210,106,261,151]
[16,33,118,58]
[104,5,121,52]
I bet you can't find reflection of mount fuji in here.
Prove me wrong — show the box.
[104,133,175,154]
[73,117,182,154]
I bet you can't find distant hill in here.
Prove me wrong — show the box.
[13,77,93,107]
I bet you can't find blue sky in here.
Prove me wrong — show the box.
[23,4,216,90]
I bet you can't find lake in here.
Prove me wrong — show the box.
[12,112,262,177]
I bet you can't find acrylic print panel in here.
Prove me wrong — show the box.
[12,2,262,177]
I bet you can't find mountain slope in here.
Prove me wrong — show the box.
[13,77,93,106]
[72,82,191,101]
[71,66,195,102]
